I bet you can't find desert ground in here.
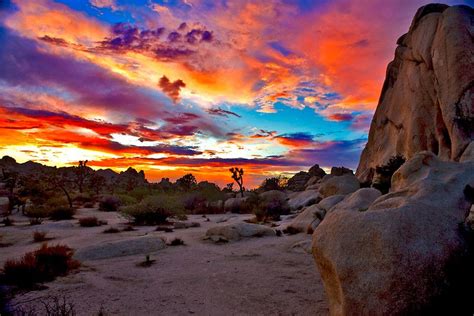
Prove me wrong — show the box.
[1,208,329,315]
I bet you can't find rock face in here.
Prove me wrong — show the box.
[356,4,474,184]
[313,152,474,314]
[319,174,360,198]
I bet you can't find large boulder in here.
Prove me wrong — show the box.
[319,174,360,198]
[75,236,166,261]
[287,190,321,211]
[259,190,287,202]
[313,152,474,314]
[285,205,325,234]
[356,4,474,184]
[287,171,311,191]
[328,188,382,213]
[308,164,327,179]
[205,222,275,242]
[317,195,345,212]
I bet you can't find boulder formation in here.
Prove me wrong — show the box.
[313,152,474,314]
[356,4,474,184]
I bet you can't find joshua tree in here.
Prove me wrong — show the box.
[89,174,106,196]
[229,167,244,197]
[74,160,90,193]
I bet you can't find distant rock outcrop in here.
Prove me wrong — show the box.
[356,4,474,184]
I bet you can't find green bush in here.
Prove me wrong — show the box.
[250,193,290,221]
[122,195,184,225]
[116,194,138,206]
[49,207,75,221]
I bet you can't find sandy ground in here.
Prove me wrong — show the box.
[0,208,329,315]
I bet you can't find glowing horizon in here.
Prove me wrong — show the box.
[0,0,468,188]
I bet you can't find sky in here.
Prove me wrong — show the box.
[0,0,471,187]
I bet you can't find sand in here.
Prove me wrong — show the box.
[0,208,329,315]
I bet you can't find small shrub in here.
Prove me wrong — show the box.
[116,194,138,206]
[33,231,48,242]
[49,207,75,221]
[175,213,188,221]
[99,196,121,212]
[122,195,183,225]
[30,218,43,226]
[42,296,76,316]
[168,237,185,246]
[2,244,79,287]
[83,201,95,208]
[78,217,105,227]
[122,225,136,232]
[1,217,13,226]
[137,255,155,267]
[103,227,120,234]
[25,205,49,218]
[373,155,406,194]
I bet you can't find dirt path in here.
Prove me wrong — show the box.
[1,210,329,315]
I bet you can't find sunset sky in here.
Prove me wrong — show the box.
[0,0,469,187]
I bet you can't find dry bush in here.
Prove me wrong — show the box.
[2,244,79,288]
[103,227,120,234]
[33,231,48,242]
[78,217,106,227]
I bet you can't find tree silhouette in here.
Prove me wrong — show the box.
[74,160,90,193]
[229,167,244,197]
[176,174,197,190]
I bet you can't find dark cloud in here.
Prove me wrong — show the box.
[158,76,186,103]
[327,113,354,122]
[96,22,214,61]
[0,27,169,118]
[206,107,241,118]
[276,132,314,141]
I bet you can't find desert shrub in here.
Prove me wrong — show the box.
[168,237,185,246]
[30,217,43,226]
[122,195,183,225]
[116,194,138,206]
[25,204,49,218]
[83,201,95,208]
[258,177,287,192]
[33,231,48,242]
[78,216,105,227]
[183,192,208,213]
[72,193,94,204]
[44,196,70,209]
[103,227,120,234]
[49,207,75,221]
[42,296,76,316]
[122,225,136,232]
[2,244,79,287]
[1,217,13,226]
[250,193,290,221]
[373,155,406,194]
[99,196,121,212]
[126,186,152,202]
